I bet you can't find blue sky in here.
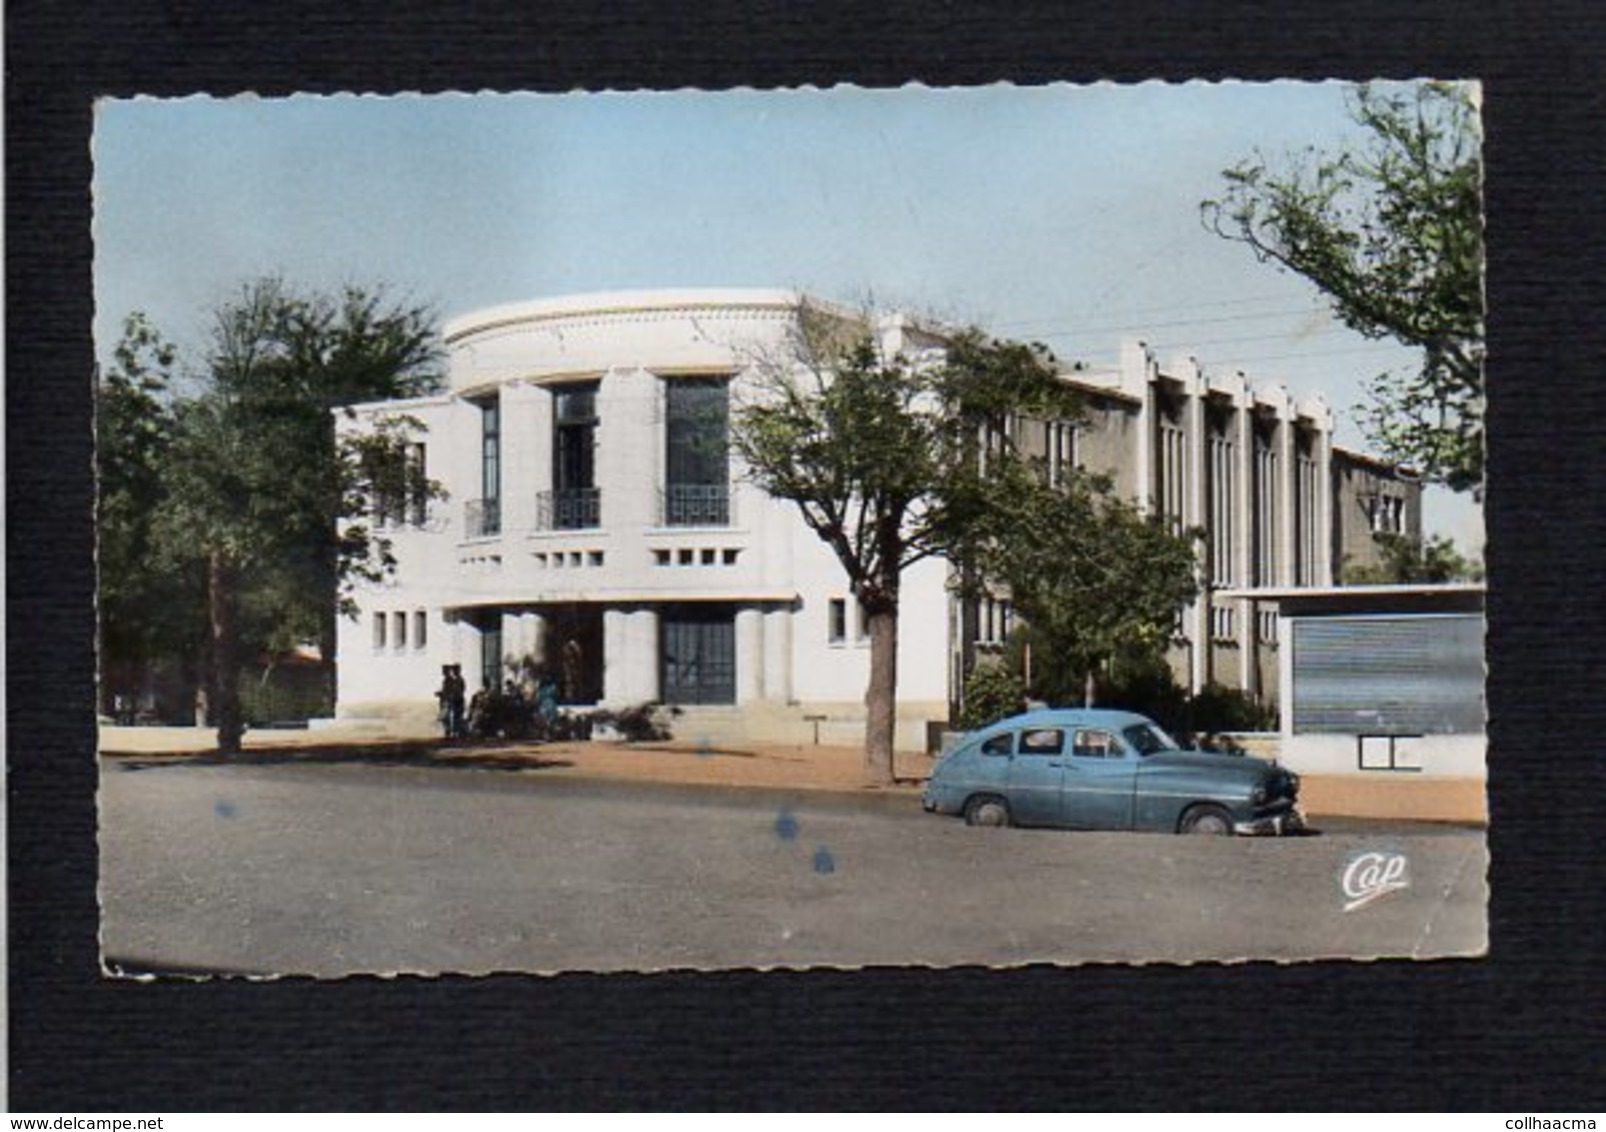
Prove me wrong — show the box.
[92,81,1483,548]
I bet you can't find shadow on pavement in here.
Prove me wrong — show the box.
[107,738,575,776]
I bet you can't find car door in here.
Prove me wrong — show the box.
[1058,727,1139,829]
[1005,726,1068,826]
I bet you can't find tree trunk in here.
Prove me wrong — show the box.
[863,602,899,786]
[193,644,211,726]
[1084,667,1097,709]
[209,549,245,754]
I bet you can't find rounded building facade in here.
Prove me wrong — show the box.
[334,289,953,748]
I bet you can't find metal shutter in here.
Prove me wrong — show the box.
[1291,614,1484,735]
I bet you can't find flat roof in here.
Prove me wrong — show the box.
[1216,583,1485,616]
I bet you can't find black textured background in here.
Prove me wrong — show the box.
[9,0,1605,1112]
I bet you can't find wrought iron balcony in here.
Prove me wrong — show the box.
[464,497,501,539]
[536,487,602,531]
[660,483,731,527]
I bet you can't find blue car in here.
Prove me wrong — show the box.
[922,708,1303,836]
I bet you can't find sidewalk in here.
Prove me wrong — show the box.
[96,725,935,795]
[97,726,1485,823]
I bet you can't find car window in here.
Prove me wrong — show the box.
[1122,722,1181,757]
[1071,728,1124,759]
[1019,728,1064,755]
[980,732,1014,756]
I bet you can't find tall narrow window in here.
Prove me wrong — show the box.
[372,612,388,650]
[414,610,428,649]
[548,381,600,529]
[664,377,730,526]
[1155,394,1186,532]
[407,442,428,526]
[480,617,503,692]
[1048,420,1078,487]
[1295,430,1318,585]
[1207,406,1235,587]
[471,399,501,537]
[828,598,847,644]
[1252,420,1278,586]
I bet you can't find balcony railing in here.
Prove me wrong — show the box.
[660,483,731,527]
[536,487,602,531]
[464,497,501,539]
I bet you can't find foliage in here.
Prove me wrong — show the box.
[967,462,1201,707]
[591,702,681,743]
[1203,82,1485,493]
[957,658,1026,731]
[731,303,1081,781]
[1187,682,1279,735]
[1342,532,1483,584]
[96,315,207,710]
[121,277,444,750]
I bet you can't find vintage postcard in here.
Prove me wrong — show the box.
[94,81,1486,977]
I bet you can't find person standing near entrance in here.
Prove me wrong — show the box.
[437,664,467,740]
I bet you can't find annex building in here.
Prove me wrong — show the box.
[333,288,1422,750]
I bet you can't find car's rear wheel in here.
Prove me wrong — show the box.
[1179,803,1234,836]
[964,795,1011,828]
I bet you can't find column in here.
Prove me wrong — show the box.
[1313,400,1335,586]
[763,604,794,702]
[1123,340,1154,515]
[630,607,661,703]
[602,606,661,705]
[595,366,659,532]
[513,610,548,681]
[736,606,764,704]
[1184,363,1209,693]
[1277,391,1297,587]
[1234,380,1258,697]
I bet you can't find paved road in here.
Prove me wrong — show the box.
[99,759,1487,977]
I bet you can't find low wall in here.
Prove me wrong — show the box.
[1297,773,1487,824]
[1258,732,1486,823]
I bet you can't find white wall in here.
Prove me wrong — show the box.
[335,290,953,728]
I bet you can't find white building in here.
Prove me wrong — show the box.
[335,289,952,748]
[335,288,1423,751]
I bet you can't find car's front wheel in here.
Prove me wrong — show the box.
[1178,803,1234,836]
[964,795,1011,828]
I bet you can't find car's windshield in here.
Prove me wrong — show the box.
[1123,722,1182,756]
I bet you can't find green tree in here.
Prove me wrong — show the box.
[957,656,1026,731]
[970,462,1201,708]
[149,278,443,752]
[733,305,1079,783]
[1203,82,1485,493]
[1342,532,1483,584]
[97,314,207,715]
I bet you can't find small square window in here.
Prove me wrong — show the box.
[722,548,739,566]
[701,548,716,565]
[653,549,671,566]
[589,551,604,567]
[678,548,695,565]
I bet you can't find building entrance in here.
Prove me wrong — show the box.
[542,604,604,706]
[661,604,736,705]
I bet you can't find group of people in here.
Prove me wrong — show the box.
[437,665,564,742]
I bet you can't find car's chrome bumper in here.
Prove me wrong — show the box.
[1234,807,1305,837]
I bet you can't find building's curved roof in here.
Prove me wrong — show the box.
[443,287,822,343]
